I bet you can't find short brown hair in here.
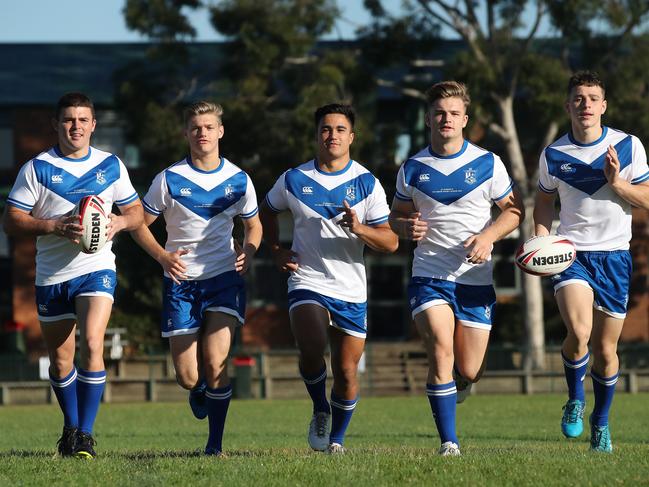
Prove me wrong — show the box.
[56,92,95,119]
[567,71,605,97]
[183,101,223,126]
[425,81,471,109]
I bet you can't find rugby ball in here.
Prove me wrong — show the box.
[74,195,109,254]
[515,235,576,277]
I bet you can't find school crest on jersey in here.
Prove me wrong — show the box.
[345,185,356,201]
[96,169,107,185]
[225,184,235,200]
[464,168,477,185]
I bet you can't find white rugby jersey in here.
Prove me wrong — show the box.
[395,140,513,285]
[7,146,139,286]
[265,159,390,303]
[539,127,649,251]
[143,157,258,280]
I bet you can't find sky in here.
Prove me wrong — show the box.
[0,1,398,43]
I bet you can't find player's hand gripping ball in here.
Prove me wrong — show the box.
[515,235,576,277]
[73,195,109,254]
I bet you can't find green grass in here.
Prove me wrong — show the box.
[1,394,648,486]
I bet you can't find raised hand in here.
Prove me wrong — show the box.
[337,200,362,235]
[604,144,621,187]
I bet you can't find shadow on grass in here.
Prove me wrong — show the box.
[118,449,265,460]
[0,449,269,460]
[0,450,55,458]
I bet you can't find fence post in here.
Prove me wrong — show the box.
[626,370,638,394]
[259,352,269,399]
[103,381,112,403]
[366,343,374,397]
[522,371,533,395]
[147,379,155,402]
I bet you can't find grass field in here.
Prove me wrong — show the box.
[1,394,648,486]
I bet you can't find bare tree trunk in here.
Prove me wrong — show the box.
[521,197,546,370]
[496,95,546,370]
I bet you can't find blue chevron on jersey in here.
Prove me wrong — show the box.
[403,152,494,205]
[165,170,247,220]
[395,141,514,285]
[546,135,633,195]
[538,127,649,251]
[284,170,375,219]
[7,145,138,286]
[264,159,390,302]
[33,154,121,204]
[143,157,258,281]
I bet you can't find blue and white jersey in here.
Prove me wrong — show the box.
[143,156,258,281]
[539,127,649,251]
[395,140,514,285]
[265,159,390,303]
[7,146,139,286]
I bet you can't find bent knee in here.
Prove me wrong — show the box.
[455,366,480,383]
[175,370,200,390]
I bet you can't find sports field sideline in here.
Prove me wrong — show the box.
[1,394,647,486]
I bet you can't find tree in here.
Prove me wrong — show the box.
[361,0,649,368]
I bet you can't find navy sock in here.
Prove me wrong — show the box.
[329,391,357,446]
[591,370,618,427]
[76,368,106,434]
[562,351,589,402]
[300,365,330,414]
[205,385,232,453]
[50,367,78,428]
[426,381,458,445]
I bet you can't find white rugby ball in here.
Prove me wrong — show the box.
[74,195,109,254]
[515,235,576,277]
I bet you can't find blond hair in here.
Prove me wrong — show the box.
[183,101,223,126]
[425,81,471,109]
